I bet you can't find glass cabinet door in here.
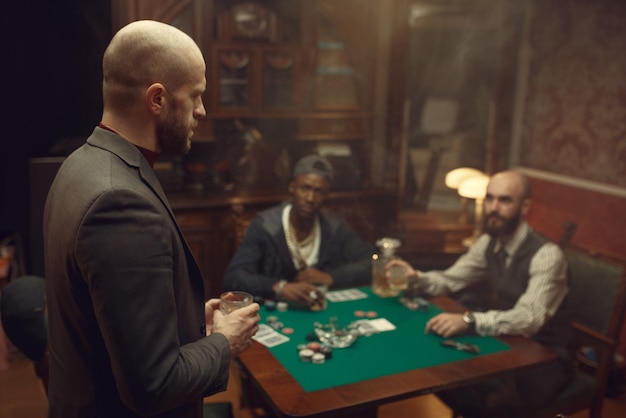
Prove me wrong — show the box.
[217,48,252,109]
[263,48,296,109]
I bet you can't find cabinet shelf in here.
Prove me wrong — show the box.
[296,135,365,142]
[220,79,249,85]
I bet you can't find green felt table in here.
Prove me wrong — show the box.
[260,287,510,392]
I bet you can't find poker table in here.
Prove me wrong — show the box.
[237,287,557,418]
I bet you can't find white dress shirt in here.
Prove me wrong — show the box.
[420,221,569,337]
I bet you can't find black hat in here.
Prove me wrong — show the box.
[1,276,47,361]
[293,155,334,184]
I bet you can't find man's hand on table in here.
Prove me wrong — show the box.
[425,313,470,338]
[280,281,319,305]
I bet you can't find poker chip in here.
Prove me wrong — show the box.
[366,311,378,318]
[307,342,321,352]
[277,301,288,312]
[297,344,308,351]
[320,345,333,359]
[282,327,294,335]
[269,321,284,330]
[266,315,279,323]
[299,348,314,362]
[312,352,326,364]
[354,310,366,317]
[264,300,276,311]
[305,332,318,342]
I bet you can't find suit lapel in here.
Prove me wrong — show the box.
[87,129,204,293]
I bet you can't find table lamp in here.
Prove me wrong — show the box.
[445,167,485,224]
[457,173,489,247]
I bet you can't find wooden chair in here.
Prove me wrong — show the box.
[536,246,626,418]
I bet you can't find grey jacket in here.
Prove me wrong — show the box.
[44,127,229,418]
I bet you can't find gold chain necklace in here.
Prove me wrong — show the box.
[285,218,318,270]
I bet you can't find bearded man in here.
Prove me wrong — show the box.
[388,170,573,418]
[44,21,259,418]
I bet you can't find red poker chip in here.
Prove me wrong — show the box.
[307,342,321,352]
[354,310,366,317]
[282,327,295,335]
[366,311,378,318]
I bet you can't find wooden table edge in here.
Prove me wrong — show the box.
[236,295,557,418]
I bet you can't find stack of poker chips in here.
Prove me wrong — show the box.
[297,341,333,364]
[263,299,288,312]
[266,314,294,334]
[264,312,334,364]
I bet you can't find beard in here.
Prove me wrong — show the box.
[482,210,522,238]
[156,105,193,155]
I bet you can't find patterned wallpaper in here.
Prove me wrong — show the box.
[520,0,626,188]
[519,0,626,356]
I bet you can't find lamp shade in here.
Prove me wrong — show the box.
[445,167,485,190]
[458,174,489,199]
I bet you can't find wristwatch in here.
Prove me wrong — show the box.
[462,311,476,329]
[274,279,287,300]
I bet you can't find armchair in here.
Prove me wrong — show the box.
[536,246,626,418]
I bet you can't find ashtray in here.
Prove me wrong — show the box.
[313,318,360,348]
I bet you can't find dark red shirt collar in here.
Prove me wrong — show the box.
[99,122,160,168]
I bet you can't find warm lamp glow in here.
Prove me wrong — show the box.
[444,167,485,190]
[457,173,490,247]
[458,174,489,199]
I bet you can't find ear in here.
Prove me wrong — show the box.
[288,181,295,194]
[521,198,531,216]
[145,83,167,115]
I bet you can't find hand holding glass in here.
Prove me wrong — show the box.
[220,291,253,314]
[388,264,408,292]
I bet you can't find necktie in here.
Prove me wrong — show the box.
[491,248,508,308]
[496,248,508,275]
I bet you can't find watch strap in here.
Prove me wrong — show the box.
[462,311,476,329]
[274,279,287,300]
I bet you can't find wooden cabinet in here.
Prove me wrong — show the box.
[111,0,386,190]
[110,0,396,297]
[395,210,474,271]
[106,0,493,297]
[211,45,302,114]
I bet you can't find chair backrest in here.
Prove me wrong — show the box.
[564,247,626,336]
[556,246,626,418]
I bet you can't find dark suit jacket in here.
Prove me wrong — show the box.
[44,127,230,418]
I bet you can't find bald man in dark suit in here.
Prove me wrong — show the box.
[44,20,259,418]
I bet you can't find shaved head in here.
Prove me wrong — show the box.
[488,170,532,201]
[103,20,203,113]
[483,170,532,238]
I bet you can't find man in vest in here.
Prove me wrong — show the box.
[388,170,572,418]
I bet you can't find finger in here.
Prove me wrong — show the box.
[213,309,224,321]
[425,319,435,333]
[239,303,260,316]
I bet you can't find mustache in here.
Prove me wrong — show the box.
[486,213,505,221]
